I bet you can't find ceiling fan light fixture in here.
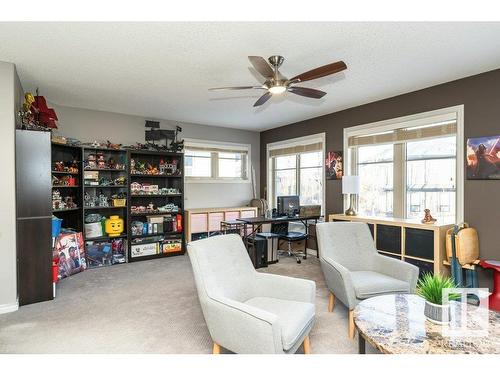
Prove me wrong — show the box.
[268,85,287,95]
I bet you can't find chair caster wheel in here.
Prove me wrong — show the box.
[297,260,301,264]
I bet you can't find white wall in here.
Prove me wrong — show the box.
[0,62,21,313]
[49,104,260,209]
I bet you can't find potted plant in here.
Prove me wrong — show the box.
[416,273,460,324]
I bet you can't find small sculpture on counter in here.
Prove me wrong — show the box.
[421,209,437,224]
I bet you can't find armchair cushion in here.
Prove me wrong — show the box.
[245,297,315,351]
[350,271,411,299]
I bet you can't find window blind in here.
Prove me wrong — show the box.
[268,141,323,157]
[348,121,457,147]
[185,146,248,155]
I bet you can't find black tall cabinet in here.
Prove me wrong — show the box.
[16,130,53,305]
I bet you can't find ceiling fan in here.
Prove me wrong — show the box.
[209,55,347,107]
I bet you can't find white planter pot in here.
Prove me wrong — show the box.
[424,300,450,325]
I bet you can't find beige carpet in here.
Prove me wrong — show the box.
[0,254,377,354]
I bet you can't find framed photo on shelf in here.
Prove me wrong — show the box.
[325,151,343,180]
[466,135,500,179]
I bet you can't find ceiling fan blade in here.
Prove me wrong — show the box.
[288,87,327,99]
[209,86,265,91]
[253,92,272,107]
[290,61,347,83]
[248,56,275,79]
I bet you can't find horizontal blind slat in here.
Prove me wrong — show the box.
[269,142,323,157]
[348,121,456,147]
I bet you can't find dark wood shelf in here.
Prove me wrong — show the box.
[84,206,127,210]
[131,232,181,239]
[129,173,182,178]
[52,207,80,212]
[82,146,127,153]
[85,234,127,241]
[130,194,182,198]
[51,171,79,175]
[128,149,184,157]
[130,211,179,216]
[129,250,185,262]
[84,185,127,188]
[52,185,80,188]
[84,168,127,172]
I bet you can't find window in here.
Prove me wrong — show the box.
[406,137,456,222]
[185,149,211,177]
[345,107,464,222]
[267,134,325,212]
[185,141,249,181]
[358,144,394,217]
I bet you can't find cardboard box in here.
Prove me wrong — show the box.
[131,242,159,258]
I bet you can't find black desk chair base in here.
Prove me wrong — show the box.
[277,232,308,264]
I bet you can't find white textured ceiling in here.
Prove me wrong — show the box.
[1,22,500,131]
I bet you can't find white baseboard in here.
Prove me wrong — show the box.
[306,248,318,257]
[0,301,19,314]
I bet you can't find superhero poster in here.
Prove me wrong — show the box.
[466,135,500,179]
[325,151,343,180]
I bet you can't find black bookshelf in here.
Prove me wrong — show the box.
[51,142,83,232]
[82,147,129,267]
[127,150,185,262]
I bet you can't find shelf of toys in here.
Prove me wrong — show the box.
[81,147,129,267]
[127,150,185,262]
[50,135,186,277]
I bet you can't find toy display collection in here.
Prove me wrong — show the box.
[52,174,77,186]
[84,171,127,187]
[48,131,185,294]
[84,152,126,170]
[130,158,181,176]
[130,182,180,195]
[130,213,182,237]
[84,191,127,208]
[130,202,179,215]
[52,160,79,174]
[52,190,78,210]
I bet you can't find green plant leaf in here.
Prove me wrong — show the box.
[416,272,460,305]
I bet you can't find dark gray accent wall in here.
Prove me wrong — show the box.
[261,68,500,287]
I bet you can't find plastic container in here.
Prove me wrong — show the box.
[52,217,63,238]
[85,222,103,239]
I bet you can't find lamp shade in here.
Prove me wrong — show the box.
[342,175,360,194]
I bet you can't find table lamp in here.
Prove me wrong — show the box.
[342,175,360,216]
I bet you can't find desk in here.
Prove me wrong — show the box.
[237,215,320,265]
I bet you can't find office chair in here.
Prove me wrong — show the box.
[272,222,308,264]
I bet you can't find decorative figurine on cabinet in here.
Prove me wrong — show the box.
[421,209,437,224]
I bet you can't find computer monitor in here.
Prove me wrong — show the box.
[277,195,300,216]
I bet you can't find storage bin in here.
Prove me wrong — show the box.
[112,198,127,207]
[52,217,63,238]
[85,222,103,239]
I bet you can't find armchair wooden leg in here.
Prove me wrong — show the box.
[348,310,355,339]
[303,336,311,354]
[328,292,335,312]
[212,342,221,354]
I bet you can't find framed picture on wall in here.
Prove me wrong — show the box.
[325,151,343,180]
[466,135,500,179]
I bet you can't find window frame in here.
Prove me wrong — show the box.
[184,139,251,183]
[266,133,326,214]
[343,106,464,222]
